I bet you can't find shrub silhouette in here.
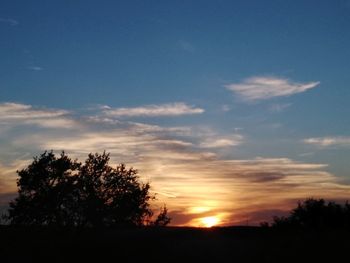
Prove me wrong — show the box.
[272,198,350,229]
[152,205,171,226]
[7,151,170,227]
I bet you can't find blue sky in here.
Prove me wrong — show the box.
[1,0,350,226]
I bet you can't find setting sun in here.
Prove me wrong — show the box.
[200,216,220,228]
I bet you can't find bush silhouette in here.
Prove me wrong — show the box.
[272,198,350,229]
[7,151,170,227]
[152,205,171,226]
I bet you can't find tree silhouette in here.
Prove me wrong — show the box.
[272,198,350,229]
[75,152,154,227]
[7,151,170,227]
[8,151,80,226]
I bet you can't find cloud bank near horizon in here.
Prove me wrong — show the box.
[0,101,349,226]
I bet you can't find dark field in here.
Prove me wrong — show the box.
[1,226,349,263]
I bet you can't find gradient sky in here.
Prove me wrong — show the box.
[1,0,350,226]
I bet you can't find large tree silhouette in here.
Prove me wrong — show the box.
[75,152,154,227]
[7,151,168,227]
[8,151,80,226]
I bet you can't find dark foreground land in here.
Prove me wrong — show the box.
[0,226,349,263]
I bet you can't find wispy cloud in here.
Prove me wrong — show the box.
[221,104,231,112]
[0,102,68,120]
[0,102,75,128]
[225,76,319,101]
[269,103,292,112]
[103,102,204,117]
[27,66,43,71]
[304,136,350,147]
[0,18,19,26]
[178,40,195,52]
[199,135,243,148]
[298,152,315,157]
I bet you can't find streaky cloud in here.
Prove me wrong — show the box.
[269,103,292,112]
[0,102,76,129]
[199,135,243,148]
[27,66,43,71]
[225,76,319,101]
[0,102,68,120]
[103,102,204,117]
[304,136,350,147]
[0,18,19,26]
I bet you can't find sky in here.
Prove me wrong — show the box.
[1,0,350,226]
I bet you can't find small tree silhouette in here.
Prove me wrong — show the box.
[7,151,170,227]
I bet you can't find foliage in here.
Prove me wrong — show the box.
[272,198,350,229]
[7,151,170,227]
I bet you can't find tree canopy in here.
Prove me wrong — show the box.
[7,151,170,227]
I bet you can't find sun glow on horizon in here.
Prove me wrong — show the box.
[189,206,212,214]
[200,216,220,228]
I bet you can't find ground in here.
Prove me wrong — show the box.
[0,226,348,262]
